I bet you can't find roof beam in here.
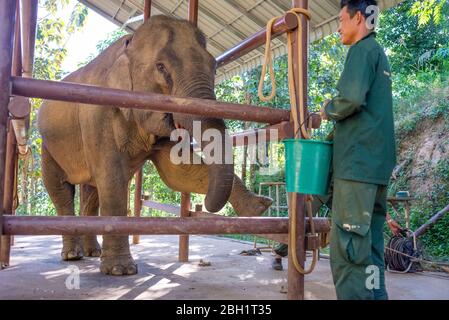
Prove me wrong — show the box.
[225,0,287,47]
[78,0,134,32]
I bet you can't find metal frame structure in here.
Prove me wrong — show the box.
[0,0,330,300]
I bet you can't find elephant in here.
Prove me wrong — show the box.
[37,15,272,276]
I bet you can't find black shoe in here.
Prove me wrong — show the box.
[271,257,283,271]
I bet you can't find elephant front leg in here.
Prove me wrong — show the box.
[150,141,273,216]
[96,177,137,276]
[100,235,137,276]
[42,146,83,261]
[80,184,101,257]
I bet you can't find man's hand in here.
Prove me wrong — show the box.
[320,99,331,121]
[387,217,402,235]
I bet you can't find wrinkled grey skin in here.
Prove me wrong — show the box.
[37,15,272,276]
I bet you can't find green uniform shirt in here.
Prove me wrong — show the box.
[325,32,396,186]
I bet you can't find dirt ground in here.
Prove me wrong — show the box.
[0,235,448,300]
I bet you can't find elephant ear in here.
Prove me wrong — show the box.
[105,34,134,121]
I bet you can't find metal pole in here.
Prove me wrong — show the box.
[287,0,308,300]
[188,0,199,27]
[131,1,151,245]
[0,0,22,266]
[0,0,17,269]
[3,216,304,235]
[11,77,290,124]
[20,0,38,78]
[132,169,142,244]
[179,193,190,262]
[144,0,152,22]
[216,13,298,68]
[1,1,21,266]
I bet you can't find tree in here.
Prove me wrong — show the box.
[17,0,89,216]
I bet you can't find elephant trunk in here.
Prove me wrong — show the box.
[199,119,234,213]
[172,80,234,213]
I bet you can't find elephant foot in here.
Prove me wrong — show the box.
[234,194,273,217]
[61,236,84,261]
[83,236,102,257]
[100,255,138,276]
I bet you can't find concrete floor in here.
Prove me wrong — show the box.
[0,235,448,300]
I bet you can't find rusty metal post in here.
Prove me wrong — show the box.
[132,169,143,244]
[0,0,17,269]
[287,0,309,300]
[1,1,21,265]
[12,0,37,156]
[131,1,151,245]
[178,0,199,264]
[20,0,38,78]
[144,0,152,21]
[1,120,17,265]
[179,192,191,262]
[188,0,199,26]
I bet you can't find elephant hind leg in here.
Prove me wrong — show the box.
[41,145,83,261]
[80,184,101,257]
[150,141,272,216]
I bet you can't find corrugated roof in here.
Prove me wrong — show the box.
[79,0,404,83]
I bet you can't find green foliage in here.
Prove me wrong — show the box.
[79,28,128,67]
[17,0,89,216]
[377,0,449,75]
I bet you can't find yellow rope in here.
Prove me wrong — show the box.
[258,8,318,275]
[258,8,311,139]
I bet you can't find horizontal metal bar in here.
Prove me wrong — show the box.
[231,121,293,147]
[11,77,290,124]
[142,200,180,216]
[3,216,290,235]
[216,12,298,68]
[189,211,330,233]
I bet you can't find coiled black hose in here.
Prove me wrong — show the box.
[385,234,420,272]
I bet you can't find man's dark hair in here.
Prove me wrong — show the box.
[340,0,378,18]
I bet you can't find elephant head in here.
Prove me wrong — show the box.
[105,15,233,213]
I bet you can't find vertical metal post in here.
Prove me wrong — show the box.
[144,0,152,22]
[20,0,38,78]
[179,192,190,262]
[132,0,151,245]
[276,184,280,217]
[178,0,199,264]
[1,1,21,266]
[0,0,17,269]
[287,0,309,300]
[188,0,199,26]
[132,169,143,245]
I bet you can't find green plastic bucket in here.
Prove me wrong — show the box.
[283,139,333,195]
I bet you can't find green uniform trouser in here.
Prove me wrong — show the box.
[330,178,388,300]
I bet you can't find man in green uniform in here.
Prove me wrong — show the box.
[320,0,396,300]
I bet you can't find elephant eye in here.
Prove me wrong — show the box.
[156,63,167,74]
